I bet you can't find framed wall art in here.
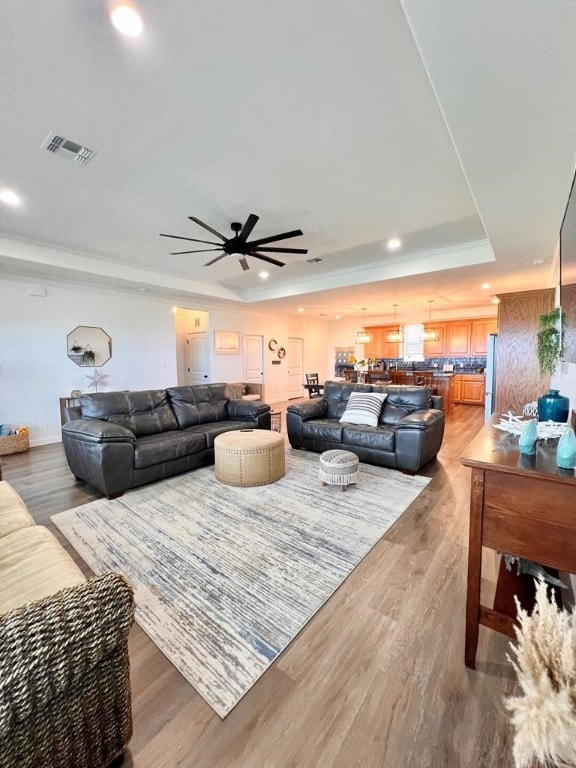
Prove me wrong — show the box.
[214,330,240,354]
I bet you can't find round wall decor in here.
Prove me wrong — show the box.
[277,346,286,359]
[268,338,278,351]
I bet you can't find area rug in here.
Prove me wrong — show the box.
[52,448,430,718]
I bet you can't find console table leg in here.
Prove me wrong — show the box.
[465,468,485,669]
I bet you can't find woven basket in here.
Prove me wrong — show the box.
[0,431,30,456]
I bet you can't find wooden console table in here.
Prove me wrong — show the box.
[460,420,576,668]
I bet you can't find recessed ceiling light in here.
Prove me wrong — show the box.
[110,4,143,37]
[533,258,544,265]
[298,307,305,313]
[481,282,491,289]
[258,271,269,280]
[0,188,21,206]
[139,287,149,292]
[335,315,341,320]
[387,238,402,251]
[491,297,500,304]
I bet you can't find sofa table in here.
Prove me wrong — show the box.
[460,420,576,669]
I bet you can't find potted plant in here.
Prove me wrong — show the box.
[70,341,83,353]
[536,307,563,376]
[82,347,95,365]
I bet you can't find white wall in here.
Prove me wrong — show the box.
[552,361,576,414]
[174,303,331,402]
[0,279,331,446]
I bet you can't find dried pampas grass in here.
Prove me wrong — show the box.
[506,579,576,768]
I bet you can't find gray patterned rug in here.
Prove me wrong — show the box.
[52,448,430,717]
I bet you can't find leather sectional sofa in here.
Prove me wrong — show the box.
[286,381,445,473]
[61,383,271,497]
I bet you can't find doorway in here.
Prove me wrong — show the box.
[185,332,210,385]
[287,337,303,399]
[244,334,264,388]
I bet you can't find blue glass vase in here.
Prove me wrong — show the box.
[557,427,576,469]
[537,389,569,423]
[519,419,538,455]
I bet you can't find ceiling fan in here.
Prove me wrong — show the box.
[160,213,308,271]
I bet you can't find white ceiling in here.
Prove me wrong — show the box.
[1,0,576,325]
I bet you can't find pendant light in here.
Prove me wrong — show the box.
[386,304,403,342]
[423,300,439,342]
[355,308,371,345]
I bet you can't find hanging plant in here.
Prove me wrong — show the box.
[536,307,563,376]
[82,347,96,365]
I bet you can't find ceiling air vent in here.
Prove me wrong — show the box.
[41,133,97,166]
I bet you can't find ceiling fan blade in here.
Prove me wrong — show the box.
[253,246,308,254]
[160,233,222,245]
[250,253,286,268]
[238,213,259,242]
[188,216,227,241]
[246,229,304,248]
[171,248,224,255]
[238,257,250,271]
[203,254,228,266]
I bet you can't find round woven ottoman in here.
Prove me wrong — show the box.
[214,429,285,487]
[319,449,359,492]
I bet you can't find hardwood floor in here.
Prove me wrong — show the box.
[1,404,517,768]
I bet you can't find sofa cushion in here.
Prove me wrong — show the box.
[185,421,259,449]
[0,481,35,539]
[79,390,178,437]
[323,381,374,420]
[302,419,344,442]
[167,384,229,428]
[380,386,432,425]
[133,430,207,469]
[342,425,395,452]
[0,526,86,614]
[340,392,387,427]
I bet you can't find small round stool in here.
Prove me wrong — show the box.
[319,449,359,492]
[214,429,285,487]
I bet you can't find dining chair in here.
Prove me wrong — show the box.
[414,371,435,387]
[389,371,407,384]
[366,371,390,384]
[344,370,358,383]
[305,373,323,398]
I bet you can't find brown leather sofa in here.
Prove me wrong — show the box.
[61,383,271,497]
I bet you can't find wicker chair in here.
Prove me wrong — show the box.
[0,573,135,768]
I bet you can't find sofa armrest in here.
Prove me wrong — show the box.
[61,419,135,444]
[396,408,445,430]
[286,400,327,448]
[431,394,443,411]
[0,573,134,739]
[394,409,445,472]
[287,400,327,420]
[226,399,271,429]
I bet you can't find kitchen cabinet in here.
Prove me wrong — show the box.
[451,375,462,403]
[365,326,400,359]
[453,374,485,405]
[471,319,498,355]
[423,322,446,356]
[446,322,471,355]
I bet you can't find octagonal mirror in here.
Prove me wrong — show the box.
[67,326,112,367]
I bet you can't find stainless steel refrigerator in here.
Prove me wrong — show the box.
[484,333,498,421]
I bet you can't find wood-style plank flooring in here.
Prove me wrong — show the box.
[1,404,517,768]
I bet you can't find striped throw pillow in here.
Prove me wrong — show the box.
[339,391,387,427]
